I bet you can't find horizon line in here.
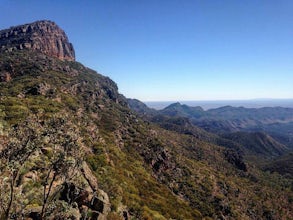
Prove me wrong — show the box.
[143,98,293,103]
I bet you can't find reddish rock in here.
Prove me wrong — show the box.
[0,20,75,61]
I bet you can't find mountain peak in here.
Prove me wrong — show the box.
[165,102,182,108]
[0,20,75,61]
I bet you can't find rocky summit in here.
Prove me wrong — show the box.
[0,20,75,61]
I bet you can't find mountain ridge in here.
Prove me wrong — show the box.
[128,100,293,160]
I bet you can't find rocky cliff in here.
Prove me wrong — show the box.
[0,20,75,61]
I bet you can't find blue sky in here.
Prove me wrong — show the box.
[0,0,292,101]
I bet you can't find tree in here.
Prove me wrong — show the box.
[0,113,83,219]
[39,117,82,218]
[0,116,42,219]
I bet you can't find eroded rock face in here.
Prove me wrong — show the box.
[0,20,75,61]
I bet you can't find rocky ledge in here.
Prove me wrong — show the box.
[0,20,75,61]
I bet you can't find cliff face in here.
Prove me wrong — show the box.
[0,20,75,61]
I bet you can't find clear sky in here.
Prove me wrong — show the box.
[0,0,292,101]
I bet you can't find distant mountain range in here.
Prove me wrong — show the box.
[129,99,293,162]
[146,99,293,110]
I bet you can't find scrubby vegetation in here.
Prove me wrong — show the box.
[0,51,292,219]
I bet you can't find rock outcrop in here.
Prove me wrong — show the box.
[60,182,111,220]
[0,20,75,61]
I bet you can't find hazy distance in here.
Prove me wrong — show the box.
[146,99,293,110]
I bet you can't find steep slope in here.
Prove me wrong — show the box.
[0,50,204,219]
[0,21,292,220]
[127,98,157,116]
[264,153,293,177]
[221,132,288,159]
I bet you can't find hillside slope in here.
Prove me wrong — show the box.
[221,132,288,158]
[264,153,293,177]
